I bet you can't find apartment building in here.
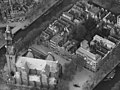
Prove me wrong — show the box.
[40,31,50,41]
[76,46,102,72]
[75,33,117,72]
[49,34,63,49]
[62,12,73,21]
[92,35,116,50]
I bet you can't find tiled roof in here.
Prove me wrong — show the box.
[16,56,59,73]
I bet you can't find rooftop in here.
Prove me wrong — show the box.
[89,6,100,14]
[76,47,101,62]
[16,56,59,73]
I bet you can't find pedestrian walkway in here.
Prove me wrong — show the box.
[69,68,94,90]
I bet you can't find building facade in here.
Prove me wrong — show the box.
[14,56,61,87]
[76,46,101,72]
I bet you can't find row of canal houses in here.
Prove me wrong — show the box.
[39,0,120,73]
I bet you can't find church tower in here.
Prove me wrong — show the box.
[5,25,16,76]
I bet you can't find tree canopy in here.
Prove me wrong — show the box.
[56,80,69,90]
[72,24,87,42]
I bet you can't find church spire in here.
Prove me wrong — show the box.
[5,25,16,76]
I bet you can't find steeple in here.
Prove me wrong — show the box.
[5,25,16,76]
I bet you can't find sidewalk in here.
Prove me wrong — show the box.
[69,68,94,90]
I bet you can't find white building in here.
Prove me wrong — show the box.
[76,47,101,72]
[93,35,116,50]
[117,15,120,27]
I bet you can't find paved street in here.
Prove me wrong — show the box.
[69,68,94,90]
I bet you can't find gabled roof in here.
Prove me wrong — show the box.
[110,6,120,15]
[16,56,59,73]
[26,51,34,58]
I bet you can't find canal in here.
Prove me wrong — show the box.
[13,0,75,42]
[94,66,120,90]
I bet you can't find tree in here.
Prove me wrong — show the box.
[72,24,87,42]
[62,55,85,81]
[113,44,120,59]
[56,80,69,90]
[84,16,97,32]
[62,61,76,81]
[0,55,6,69]
[74,56,85,71]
